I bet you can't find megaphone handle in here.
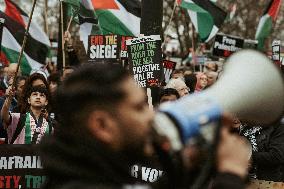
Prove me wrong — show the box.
[190,119,222,189]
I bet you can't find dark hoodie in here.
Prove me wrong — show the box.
[40,132,246,189]
[40,133,152,189]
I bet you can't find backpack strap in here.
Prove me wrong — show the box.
[10,113,26,144]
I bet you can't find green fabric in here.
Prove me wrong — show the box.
[62,0,80,7]
[196,12,214,41]
[181,1,208,13]
[181,0,214,42]
[96,10,134,35]
[1,46,32,75]
[24,112,31,144]
[255,14,272,50]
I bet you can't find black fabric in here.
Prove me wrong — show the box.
[0,11,49,64]
[40,130,246,189]
[10,113,54,144]
[117,0,141,18]
[10,113,27,144]
[30,112,44,144]
[40,134,148,189]
[251,123,284,181]
[211,172,246,189]
[192,0,227,27]
[241,122,284,181]
[67,50,80,67]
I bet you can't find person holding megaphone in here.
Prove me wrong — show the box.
[39,50,284,189]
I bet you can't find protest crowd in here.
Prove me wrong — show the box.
[0,0,284,189]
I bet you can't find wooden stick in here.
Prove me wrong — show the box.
[44,0,49,35]
[9,0,38,99]
[66,15,74,33]
[60,0,66,70]
[191,23,196,72]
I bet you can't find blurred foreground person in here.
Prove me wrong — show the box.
[40,64,249,189]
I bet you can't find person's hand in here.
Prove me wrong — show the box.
[217,116,250,178]
[5,85,15,98]
[64,31,72,46]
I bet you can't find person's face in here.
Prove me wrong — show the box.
[111,77,154,151]
[49,81,58,93]
[183,70,192,76]
[160,94,178,103]
[199,75,207,88]
[32,79,45,87]
[16,79,25,95]
[177,84,189,97]
[206,63,216,72]
[171,73,183,80]
[206,73,217,86]
[28,91,48,109]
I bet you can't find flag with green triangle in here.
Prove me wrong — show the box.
[63,0,141,51]
[0,0,51,75]
[255,0,282,50]
[179,0,227,42]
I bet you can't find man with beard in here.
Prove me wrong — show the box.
[40,64,249,189]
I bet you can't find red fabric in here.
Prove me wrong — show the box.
[4,0,26,27]
[268,0,282,21]
[91,0,119,10]
[0,52,10,67]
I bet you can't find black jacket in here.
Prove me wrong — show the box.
[241,122,284,181]
[40,132,246,189]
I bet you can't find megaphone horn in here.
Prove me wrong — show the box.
[205,49,284,124]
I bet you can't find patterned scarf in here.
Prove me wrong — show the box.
[24,112,50,144]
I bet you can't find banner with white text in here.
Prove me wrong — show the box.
[88,35,120,63]
[0,145,44,189]
[126,35,164,87]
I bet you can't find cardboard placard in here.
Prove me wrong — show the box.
[126,35,164,87]
[272,40,281,61]
[162,60,176,84]
[213,34,244,57]
[87,35,120,63]
[120,36,134,59]
[0,145,45,189]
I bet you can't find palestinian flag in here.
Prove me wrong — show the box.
[0,0,51,75]
[179,0,227,42]
[255,0,282,50]
[64,0,141,51]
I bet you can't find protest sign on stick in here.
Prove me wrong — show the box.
[212,34,244,57]
[126,35,164,88]
[120,36,134,59]
[162,60,176,84]
[272,40,281,61]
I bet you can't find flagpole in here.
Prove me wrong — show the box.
[191,23,196,72]
[44,0,49,35]
[66,15,74,33]
[60,0,66,70]
[0,18,5,63]
[10,0,38,95]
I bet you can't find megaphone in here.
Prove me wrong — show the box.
[155,50,284,149]
[205,49,284,124]
[154,49,284,189]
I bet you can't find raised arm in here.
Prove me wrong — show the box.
[1,86,14,128]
